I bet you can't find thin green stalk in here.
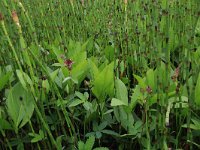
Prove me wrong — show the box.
[1,20,22,71]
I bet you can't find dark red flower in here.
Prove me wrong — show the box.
[146,86,152,94]
[64,59,74,71]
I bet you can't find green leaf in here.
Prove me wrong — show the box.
[56,135,64,150]
[115,78,128,105]
[97,121,107,131]
[101,129,120,137]
[78,141,85,150]
[104,46,115,62]
[182,118,200,130]
[71,60,88,85]
[95,131,102,139]
[92,62,114,100]
[133,74,146,88]
[50,69,60,81]
[68,99,84,107]
[0,71,12,91]
[75,91,86,101]
[195,73,200,105]
[88,58,99,78]
[85,136,95,150]
[82,38,91,52]
[16,70,33,89]
[83,101,93,111]
[6,83,34,130]
[0,118,12,130]
[130,85,143,110]
[51,45,65,64]
[111,98,127,106]
[29,130,45,143]
[17,142,24,150]
[16,70,27,89]
[146,69,155,91]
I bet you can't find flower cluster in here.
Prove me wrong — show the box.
[64,59,74,71]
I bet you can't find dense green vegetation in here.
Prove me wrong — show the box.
[0,0,200,149]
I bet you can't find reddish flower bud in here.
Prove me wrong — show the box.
[64,59,74,71]
[146,86,152,94]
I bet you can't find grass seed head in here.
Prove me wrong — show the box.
[81,0,84,6]
[12,10,20,27]
[124,0,128,5]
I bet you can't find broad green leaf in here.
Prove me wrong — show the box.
[6,83,34,130]
[82,38,91,52]
[97,121,107,131]
[104,46,115,62]
[68,40,87,62]
[71,60,88,85]
[95,131,102,139]
[130,85,143,110]
[78,141,85,150]
[119,107,129,130]
[83,101,93,111]
[0,118,12,130]
[68,99,84,107]
[92,62,114,100]
[0,71,12,91]
[16,70,33,89]
[111,98,127,106]
[16,70,27,89]
[88,58,99,78]
[50,69,60,81]
[51,45,65,63]
[85,136,95,150]
[115,78,128,105]
[133,74,146,88]
[195,73,200,105]
[75,91,86,101]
